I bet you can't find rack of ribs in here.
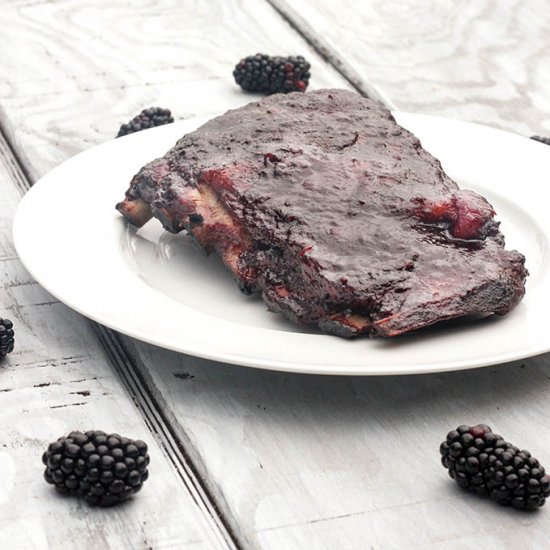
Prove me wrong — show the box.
[116,89,527,337]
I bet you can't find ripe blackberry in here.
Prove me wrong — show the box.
[530,135,550,146]
[233,53,310,94]
[440,424,550,510]
[117,107,174,138]
[42,430,150,507]
[0,318,14,358]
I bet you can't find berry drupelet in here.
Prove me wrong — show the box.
[440,424,550,510]
[233,54,311,94]
[42,430,150,507]
[117,107,174,138]
[0,318,14,358]
[530,135,550,146]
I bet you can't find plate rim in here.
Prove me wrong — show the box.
[13,112,550,375]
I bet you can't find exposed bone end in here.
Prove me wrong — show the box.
[219,244,258,294]
[319,312,372,338]
[116,198,153,227]
[187,183,258,288]
[151,205,188,233]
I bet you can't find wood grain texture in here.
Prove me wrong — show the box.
[0,0,349,547]
[269,0,550,135]
[93,325,239,550]
[123,341,550,549]
[0,132,228,549]
[3,0,550,549]
[0,0,350,182]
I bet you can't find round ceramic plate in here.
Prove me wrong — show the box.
[12,113,550,375]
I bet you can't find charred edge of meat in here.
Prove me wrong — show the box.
[372,271,526,337]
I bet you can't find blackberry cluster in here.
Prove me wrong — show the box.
[233,54,310,94]
[0,318,14,358]
[42,430,150,507]
[530,135,550,146]
[440,424,550,510]
[117,107,173,137]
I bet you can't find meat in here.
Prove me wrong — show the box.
[116,89,527,337]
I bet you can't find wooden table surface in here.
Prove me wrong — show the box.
[2,1,550,548]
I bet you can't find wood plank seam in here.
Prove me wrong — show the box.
[0,122,241,550]
[265,0,398,109]
[0,119,32,193]
[0,105,36,188]
[94,325,242,550]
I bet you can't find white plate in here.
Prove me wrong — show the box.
[13,113,550,375]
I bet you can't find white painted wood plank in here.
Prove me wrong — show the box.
[125,342,550,549]
[0,0,350,183]
[0,134,227,549]
[0,0,350,547]
[269,0,550,135]
[3,0,550,549]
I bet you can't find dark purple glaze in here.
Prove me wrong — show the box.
[117,89,527,337]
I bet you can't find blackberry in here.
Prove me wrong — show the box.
[233,54,310,94]
[0,318,14,358]
[440,424,550,510]
[42,430,150,507]
[117,107,173,138]
[530,135,550,146]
